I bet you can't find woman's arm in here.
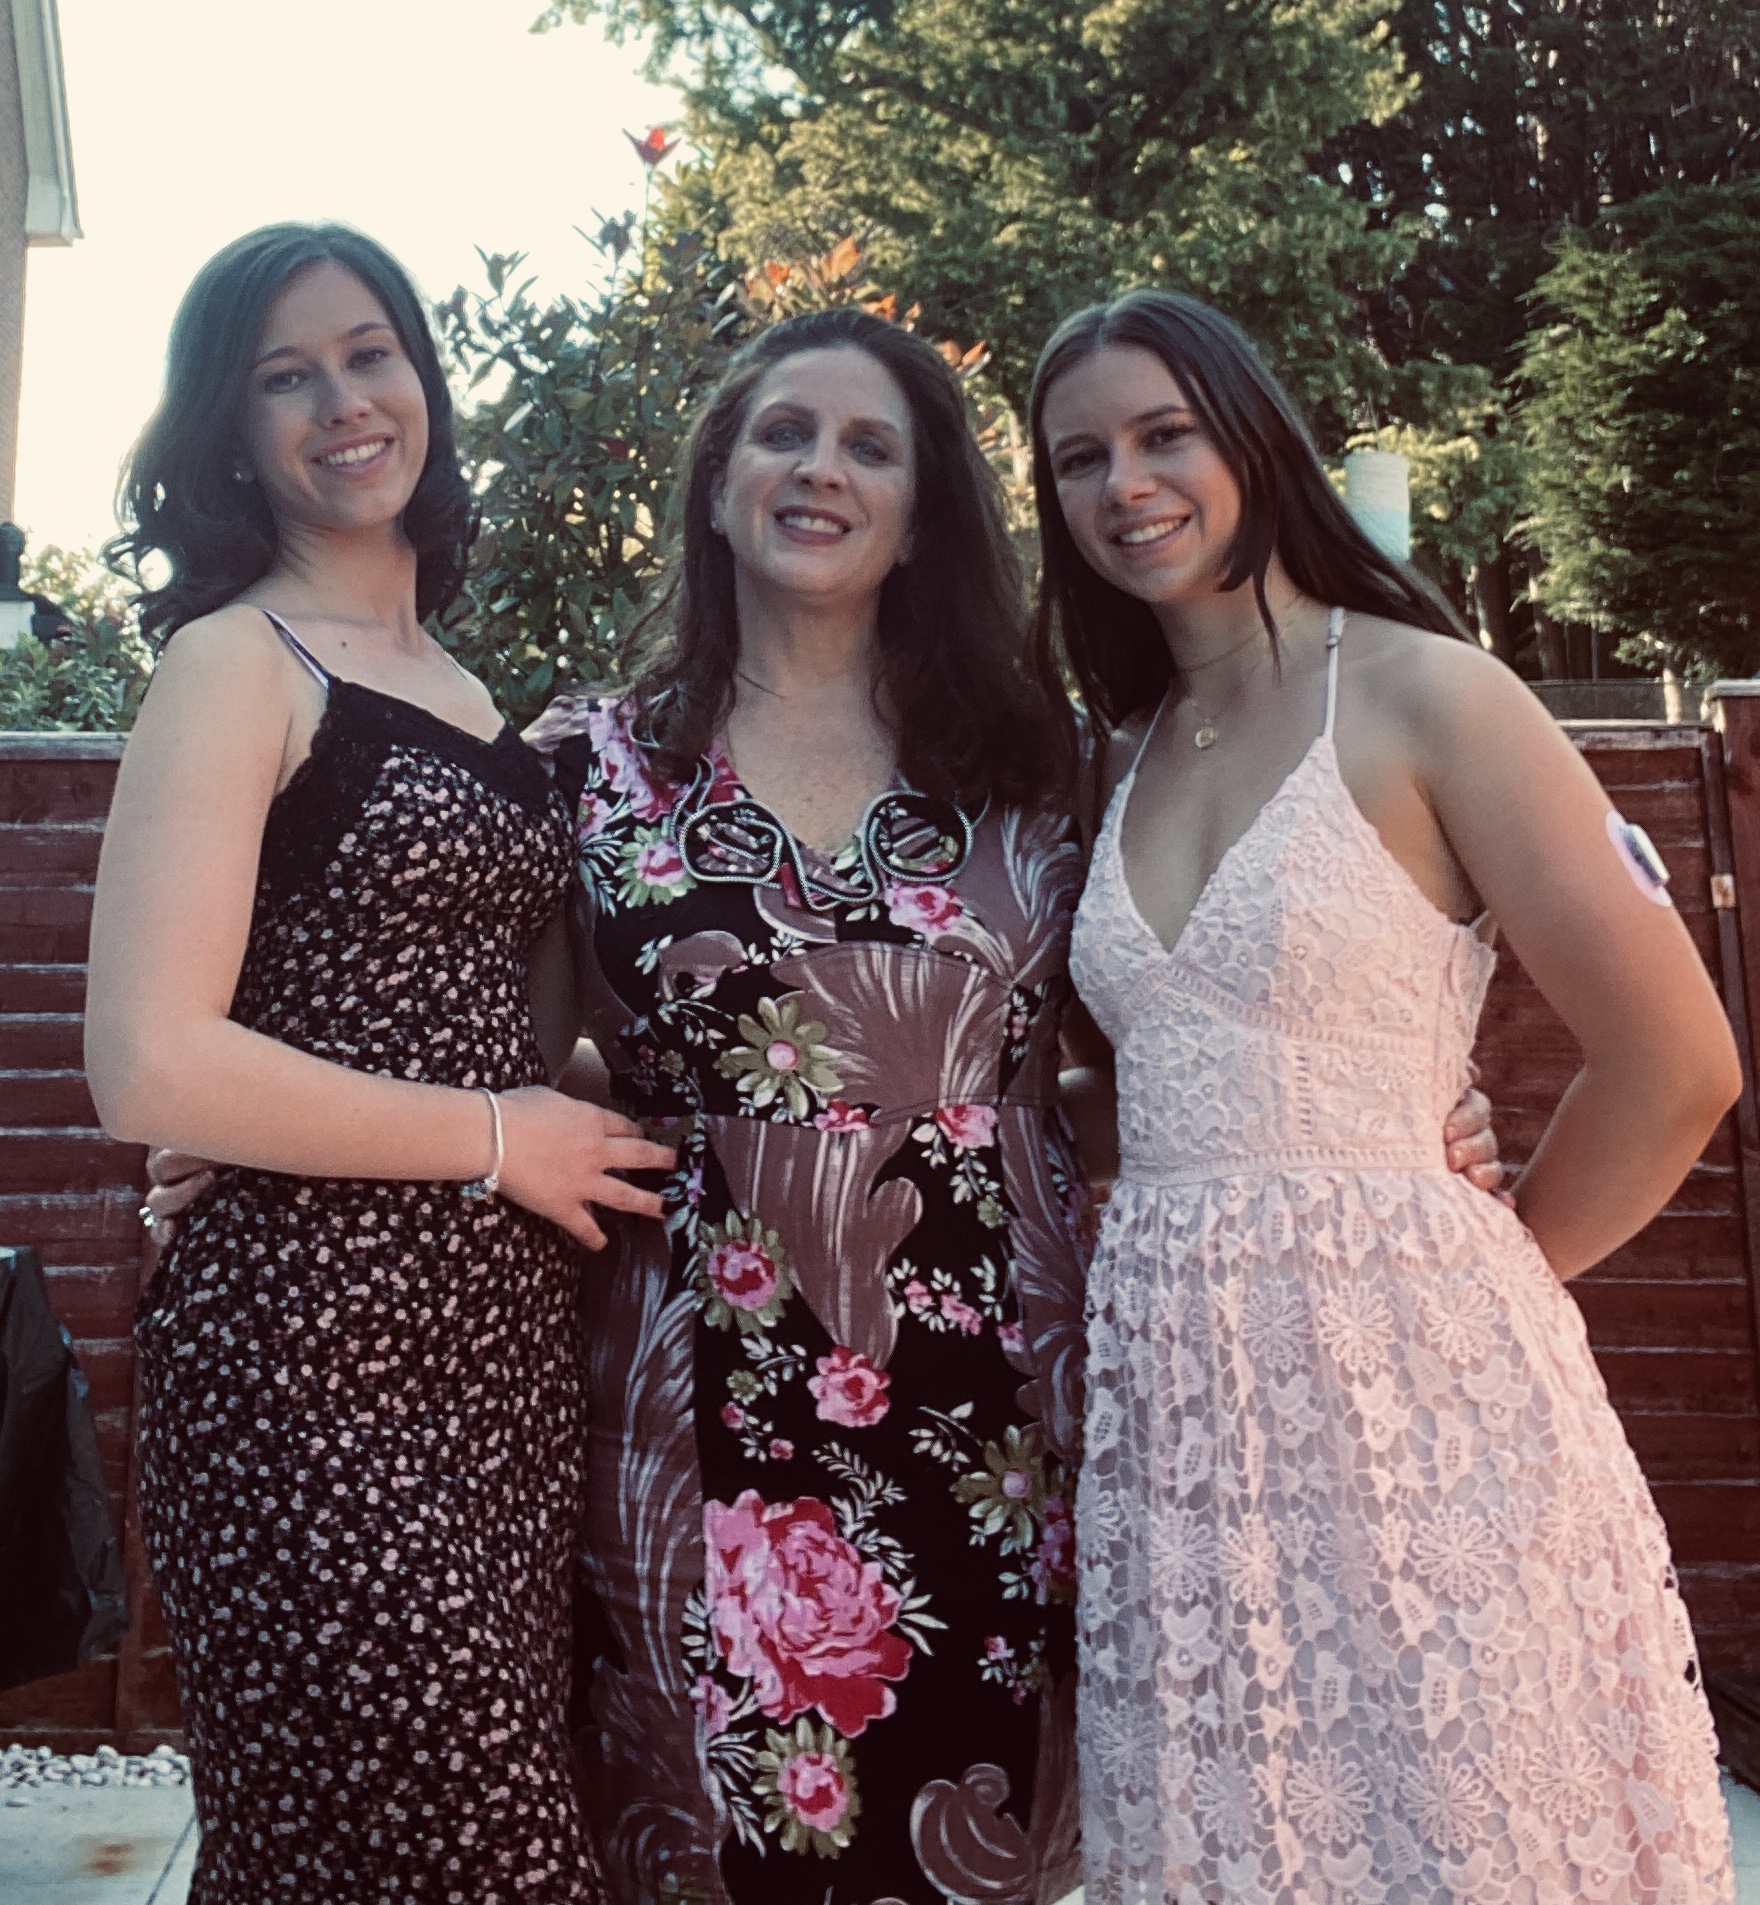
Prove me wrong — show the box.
[1408,641,1741,1278]
[86,611,672,1248]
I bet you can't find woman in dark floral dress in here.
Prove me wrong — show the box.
[88,225,672,1905]
[530,311,1092,1905]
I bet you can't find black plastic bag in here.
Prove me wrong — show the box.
[0,1244,130,1691]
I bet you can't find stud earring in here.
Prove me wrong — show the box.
[231,467,254,484]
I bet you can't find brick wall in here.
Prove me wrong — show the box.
[0,735,178,1749]
[1473,722,1760,1670]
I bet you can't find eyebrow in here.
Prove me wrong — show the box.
[250,319,396,372]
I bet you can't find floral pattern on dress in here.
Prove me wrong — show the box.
[543,697,1090,1905]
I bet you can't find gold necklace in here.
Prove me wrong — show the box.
[1179,628,1270,751]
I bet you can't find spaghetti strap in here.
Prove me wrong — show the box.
[1126,687,1173,790]
[261,607,332,687]
[1322,605,1344,740]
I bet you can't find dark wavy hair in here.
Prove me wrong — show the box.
[1028,289,1467,731]
[107,222,477,643]
[625,309,1078,808]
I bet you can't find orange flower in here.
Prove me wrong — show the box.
[626,126,679,168]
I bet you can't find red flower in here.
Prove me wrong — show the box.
[808,1346,891,1428]
[885,880,965,936]
[813,1100,872,1132]
[777,1749,852,1831]
[706,1238,779,1313]
[720,1401,746,1430]
[933,1102,997,1151]
[627,126,680,168]
[703,1492,913,1737]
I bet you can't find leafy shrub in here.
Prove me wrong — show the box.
[0,544,153,732]
[435,226,740,722]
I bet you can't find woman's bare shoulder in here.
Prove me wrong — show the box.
[1345,613,1534,718]
[147,601,306,710]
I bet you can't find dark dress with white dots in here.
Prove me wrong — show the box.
[134,611,605,1905]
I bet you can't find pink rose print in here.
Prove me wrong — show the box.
[808,1346,892,1428]
[633,837,690,889]
[1031,1496,1078,1606]
[768,1438,795,1462]
[984,1635,1013,1661]
[902,1280,934,1316]
[777,1751,852,1834]
[885,881,965,936]
[813,1100,872,1132]
[691,1674,733,1738]
[578,791,613,840]
[720,1401,747,1430]
[706,1238,780,1314]
[997,1319,1026,1358]
[703,1491,913,1737]
[933,1103,997,1151]
[939,1292,984,1336]
[588,700,676,821]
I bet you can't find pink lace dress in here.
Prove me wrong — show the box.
[1068,612,1734,1904]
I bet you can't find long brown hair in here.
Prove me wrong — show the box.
[1027,290,1467,732]
[625,309,1077,807]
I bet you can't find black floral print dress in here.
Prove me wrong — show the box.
[134,617,604,1905]
[540,697,1090,1905]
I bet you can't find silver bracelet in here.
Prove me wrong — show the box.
[460,1087,504,1200]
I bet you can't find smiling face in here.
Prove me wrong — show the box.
[1039,343,1243,609]
[714,345,916,612]
[237,258,429,539]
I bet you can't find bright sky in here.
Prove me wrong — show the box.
[14,0,678,553]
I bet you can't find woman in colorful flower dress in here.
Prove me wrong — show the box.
[527,309,1093,1905]
[523,308,1503,1905]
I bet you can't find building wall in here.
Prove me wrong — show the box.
[0,0,32,523]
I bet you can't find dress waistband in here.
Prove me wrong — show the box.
[1116,1141,1447,1190]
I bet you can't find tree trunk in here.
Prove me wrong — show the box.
[1473,547,1516,665]
[1531,590,1569,678]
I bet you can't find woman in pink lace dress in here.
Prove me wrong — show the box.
[1034,289,1740,1903]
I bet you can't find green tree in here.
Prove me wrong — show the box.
[539,0,1425,436]
[435,225,739,719]
[1521,179,1760,678]
[1328,0,1760,657]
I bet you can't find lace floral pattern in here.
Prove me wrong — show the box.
[1069,732,1735,1905]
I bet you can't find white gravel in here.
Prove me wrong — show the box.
[1,1742,189,1805]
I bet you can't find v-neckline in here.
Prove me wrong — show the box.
[1111,730,1328,963]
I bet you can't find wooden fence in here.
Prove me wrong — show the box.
[2,704,1759,1754]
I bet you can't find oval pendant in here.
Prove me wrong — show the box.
[1193,724,1219,750]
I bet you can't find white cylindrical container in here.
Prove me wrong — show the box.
[1343,449,1411,564]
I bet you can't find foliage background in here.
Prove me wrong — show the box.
[5,0,1757,726]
